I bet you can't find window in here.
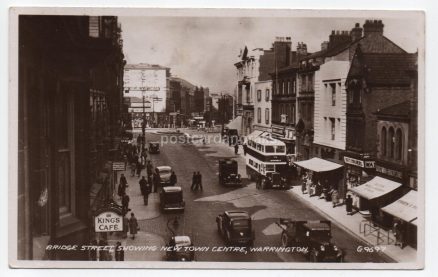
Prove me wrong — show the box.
[257,90,262,102]
[348,89,353,104]
[396,128,403,160]
[266,164,275,172]
[381,127,387,156]
[265,108,270,124]
[287,80,290,95]
[257,107,261,123]
[330,118,335,140]
[265,89,270,101]
[331,83,336,106]
[388,127,395,158]
[276,146,285,153]
[265,146,275,153]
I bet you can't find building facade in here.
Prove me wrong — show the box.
[18,15,125,260]
[253,80,272,132]
[123,63,170,127]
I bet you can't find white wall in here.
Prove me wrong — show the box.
[123,67,167,112]
[314,60,350,150]
[254,80,272,130]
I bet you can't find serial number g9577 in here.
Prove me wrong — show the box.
[356,245,386,253]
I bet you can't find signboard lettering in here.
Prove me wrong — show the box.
[94,211,123,232]
[376,165,403,179]
[344,156,365,167]
[112,162,126,171]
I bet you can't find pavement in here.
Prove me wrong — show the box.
[186,131,417,263]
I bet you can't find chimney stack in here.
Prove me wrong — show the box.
[328,30,352,49]
[296,42,308,56]
[363,19,384,36]
[350,22,363,41]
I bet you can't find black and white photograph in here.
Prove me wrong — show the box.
[8,7,425,269]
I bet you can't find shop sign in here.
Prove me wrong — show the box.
[364,161,375,168]
[94,211,123,232]
[344,156,365,167]
[376,165,403,179]
[112,162,126,171]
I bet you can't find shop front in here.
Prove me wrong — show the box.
[381,190,418,248]
[349,176,404,226]
[294,157,344,199]
[343,152,376,199]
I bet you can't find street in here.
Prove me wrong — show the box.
[118,130,390,263]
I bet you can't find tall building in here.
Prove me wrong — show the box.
[18,15,125,260]
[123,63,170,127]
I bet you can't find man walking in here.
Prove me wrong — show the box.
[196,171,203,191]
[243,143,247,156]
[191,172,197,191]
[170,171,177,186]
[121,193,130,215]
[139,176,150,205]
[153,168,161,193]
[129,213,139,240]
[115,241,124,261]
[234,143,239,155]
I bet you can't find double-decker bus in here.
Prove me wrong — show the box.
[245,131,291,190]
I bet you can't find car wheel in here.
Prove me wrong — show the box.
[281,232,289,247]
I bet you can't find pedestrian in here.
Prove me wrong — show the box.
[196,171,203,191]
[121,193,130,215]
[146,160,153,177]
[191,172,197,191]
[119,173,128,188]
[122,215,129,239]
[234,143,239,155]
[130,155,137,177]
[136,158,142,178]
[89,239,97,261]
[115,241,124,261]
[139,176,150,205]
[129,212,139,239]
[117,182,125,199]
[243,143,247,156]
[153,169,161,193]
[393,220,405,248]
[98,239,110,261]
[345,194,353,215]
[301,176,307,194]
[170,171,177,186]
[331,189,339,207]
[306,177,312,196]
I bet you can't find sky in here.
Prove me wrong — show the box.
[119,15,423,94]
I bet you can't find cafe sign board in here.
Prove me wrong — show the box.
[112,162,126,171]
[94,211,123,232]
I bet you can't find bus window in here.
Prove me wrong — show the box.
[256,144,261,151]
[266,164,275,172]
[276,146,285,153]
[265,146,275,153]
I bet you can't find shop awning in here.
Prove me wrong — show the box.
[349,176,402,200]
[293,157,343,173]
[226,116,242,134]
[381,190,418,225]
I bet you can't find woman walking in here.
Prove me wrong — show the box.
[129,212,139,239]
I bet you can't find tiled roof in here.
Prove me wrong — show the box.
[360,53,417,86]
[375,101,410,117]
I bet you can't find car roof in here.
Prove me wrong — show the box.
[174,236,191,246]
[163,186,182,193]
[225,211,249,219]
[303,222,330,231]
[157,166,172,171]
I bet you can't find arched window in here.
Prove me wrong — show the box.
[381,127,387,156]
[396,128,403,160]
[388,127,395,158]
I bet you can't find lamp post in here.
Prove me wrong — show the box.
[141,92,146,152]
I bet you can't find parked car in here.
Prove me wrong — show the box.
[276,219,344,262]
[160,186,185,212]
[165,235,194,261]
[157,166,172,187]
[216,211,254,246]
[218,159,242,187]
[149,142,160,153]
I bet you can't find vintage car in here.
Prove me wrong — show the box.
[157,165,173,187]
[256,171,291,190]
[149,141,160,154]
[216,211,254,246]
[165,235,194,261]
[160,186,185,212]
[218,159,242,187]
[276,219,344,262]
